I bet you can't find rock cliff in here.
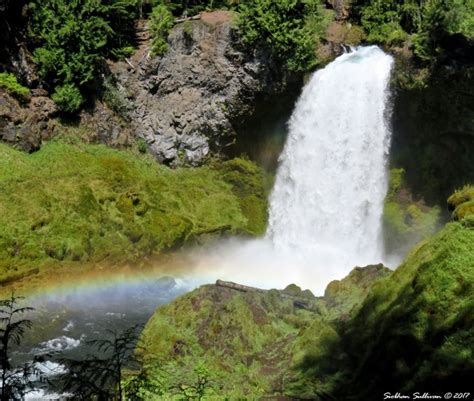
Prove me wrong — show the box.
[0,11,297,164]
[110,12,296,165]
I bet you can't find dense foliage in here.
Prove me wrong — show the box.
[237,0,332,72]
[0,141,267,283]
[28,0,139,112]
[354,0,474,61]
[149,4,174,56]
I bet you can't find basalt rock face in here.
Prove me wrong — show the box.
[111,13,298,166]
[0,90,56,152]
[0,89,132,152]
[0,12,297,162]
[391,64,474,204]
[0,0,37,85]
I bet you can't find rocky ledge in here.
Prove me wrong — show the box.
[110,11,297,165]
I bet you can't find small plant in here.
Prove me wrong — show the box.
[0,72,30,102]
[170,363,214,400]
[103,77,131,119]
[111,46,135,60]
[149,4,174,56]
[52,84,84,113]
[0,293,42,401]
[59,325,143,400]
[137,139,148,154]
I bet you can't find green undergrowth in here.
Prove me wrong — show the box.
[138,284,320,398]
[0,141,267,283]
[136,266,390,399]
[327,220,474,398]
[383,168,442,256]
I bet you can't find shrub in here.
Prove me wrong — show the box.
[237,0,325,72]
[0,72,30,101]
[102,76,132,118]
[355,0,474,62]
[149,4,174,56]
[28,0,139,113]
[52,84,84,113]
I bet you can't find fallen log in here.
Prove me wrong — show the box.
[175,14,201,24]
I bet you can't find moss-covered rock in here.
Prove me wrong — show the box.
[138,283,319,398]
[0,141,268,282]
[214,157,271,236]
[137,265,395,399]
[323,263,392,320]
[297,217,474,399]
[383,168,441,256]
[448,185,474,221]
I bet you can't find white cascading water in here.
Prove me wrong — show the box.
[187,46,394,294]
[267,46,394,266]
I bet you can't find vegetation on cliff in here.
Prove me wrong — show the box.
[28,0,139,112]
[237,0,333,72]
[0,73,30,102]
[0,140,268,283]
[354,0,473,62]
[324,220,474,398]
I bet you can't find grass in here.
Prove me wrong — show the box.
[0,141,268,283]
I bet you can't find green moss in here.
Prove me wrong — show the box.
[139,284,318,398]
[138,265,392,398]
[0,72,30,101]
[448,185,474,221]
[297,217,474,399]
[383,168,441,255]
[0,141,267,282]
[214,158,270,236]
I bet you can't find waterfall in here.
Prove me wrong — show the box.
[267,46,394,267]
[187,46,394,294]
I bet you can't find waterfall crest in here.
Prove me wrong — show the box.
[267,46,394,267]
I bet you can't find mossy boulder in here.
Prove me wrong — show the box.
[139,283,319,398]
[137,265,397,399]
[448,185,474,221]
[323,263,392,320]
